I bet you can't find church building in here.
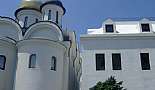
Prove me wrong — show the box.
[0,0,82,90]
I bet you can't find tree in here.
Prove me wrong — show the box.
[90,76,126,90]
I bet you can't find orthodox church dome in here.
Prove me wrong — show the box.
[20,0,42,10]
[15,0,42,18]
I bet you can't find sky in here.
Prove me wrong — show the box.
[1,0,155,41]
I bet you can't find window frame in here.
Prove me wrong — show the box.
[112,53,122,70]
[51,56,57,71]
[140,53,151,70]
[141,23,151,32]
[29,54,36,68]
[0,55,6,70]
[95,53,105,71]
[105,24,114,33]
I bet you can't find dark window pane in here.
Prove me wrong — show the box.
[51,56,56,71]
[29,54,36,68]
[24,16,28,28]
[112,53,121,70]
[63,36,70,41]
[96,54,105,70]
[105,24,114,32]
[48,10,51,20]
[141,24,150,32]
[56,11,59,24]
[0,55,6,70]
[140,53,151,70]
[36,18,38,23]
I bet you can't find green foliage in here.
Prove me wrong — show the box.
[90,76,127,90]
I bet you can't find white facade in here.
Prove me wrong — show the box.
[0,0,81,90]
[81,18,155,90]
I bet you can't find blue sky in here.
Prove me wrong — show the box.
[0,0,155,41]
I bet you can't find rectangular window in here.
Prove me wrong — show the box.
[51,56,56,71]
[29,54,36,68]
[0,55,6,70]
[141,24,150,32]
[56,11,59,24]
[105,24,114,32]
[96,54,105,70]
[112,53,122,70]
[140,53,151,70]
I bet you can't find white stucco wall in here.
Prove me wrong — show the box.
[24,22,63,41]
[14,39,67,90]
[0,40,17,90]
[0,21,22,40]
[81,49,155,90]
[80,34,155,90]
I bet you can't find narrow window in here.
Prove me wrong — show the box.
[29,54,36,68]
[48,10,51,20]
[141,24,150,32]
[63,36,70,41]
[140,53,151,70]
[56,11,59,24]
[24,16,28,28]
[35,18,38,23]
[51,56,56,71]
[105,24,114,32]
[0,55,6,70]
[112,53,122,70]
[96,54,105,70]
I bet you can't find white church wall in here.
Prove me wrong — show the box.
[15,39,67,90]
[0,40,17,90]
[24,22,63,41]
[0,19,22,41]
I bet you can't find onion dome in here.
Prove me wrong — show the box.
[15,0,42,17]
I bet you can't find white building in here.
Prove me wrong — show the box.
[81,18,155,90]
[0,0,81,90]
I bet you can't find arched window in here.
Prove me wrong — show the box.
[24,16,28,28]
[29,54,36,68]
[56,11,59,24]
[0,55,6,70]
[48,10,52,20]
[51,56,56,71]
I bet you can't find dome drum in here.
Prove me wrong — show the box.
[41,0,66,15]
